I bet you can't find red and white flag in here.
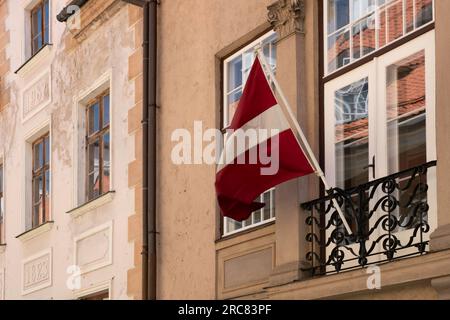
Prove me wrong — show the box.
[215,57,315,222]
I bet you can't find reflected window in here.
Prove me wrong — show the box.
[325,0,434,74]
[386,51,427,230]
[335,78,369,189]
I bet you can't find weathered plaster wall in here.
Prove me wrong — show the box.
[0,0,136,299]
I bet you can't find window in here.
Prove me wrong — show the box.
[324,32,435,249]
[325,0,434,74]
[86,91,111,201]
[30,0,50,56]
[222,31,277,235]
[31,134,50,229]
[0,164,4,244]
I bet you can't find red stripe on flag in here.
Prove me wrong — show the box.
[229,58,277,130]
[215,130,314,221]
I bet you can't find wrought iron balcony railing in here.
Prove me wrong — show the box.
[301,161,437,276]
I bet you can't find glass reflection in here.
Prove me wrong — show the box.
[335,78,369,189]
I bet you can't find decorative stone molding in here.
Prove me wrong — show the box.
[267,0,305,41]
[22,248,53,295]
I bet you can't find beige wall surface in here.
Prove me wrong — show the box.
[157,0,274,299]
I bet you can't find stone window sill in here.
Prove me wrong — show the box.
[16,221,54,243]
[14,44,53,77]
[67,191,116,218]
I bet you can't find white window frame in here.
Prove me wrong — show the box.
[222,31,277,236]
[23,119,52,233]
[72,70,114,209]
[323,0,435,75]
[23,0,52,61]
[324,31,437,265]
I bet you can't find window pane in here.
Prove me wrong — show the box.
[102,133,110,194]
[44,136,50,165]
[33,175,43,206]
[226,89,242,126]
[34,141,43,171]
[271,189,276,218]
[351,0,376,21]
[88,140,100,200]
[415,0,433,28]
[45,170,50,222]
[378,7,387,48]
[263,191,271,220]
[103,95,110,127]
[227,56,242,92]
[405,0,415,33]
[32,204,40,228]
[262,33,277,70]
[242,50,254,83]
[89,102,100,135]
[37,8,43,50]
[327,29,350,73]
[387,0,404,43]
[44,0,49,43]
[88,139,100,174]
[386,51,426,174]
[0,165,3,194]
[254,208,261,224]
[360,15,376,56]
[335,78,369,189]
[226,219,242,233]
[328,0,350,34]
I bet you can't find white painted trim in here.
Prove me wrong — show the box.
[21,247,53,296]
[74,221,113,275]
[22,118,52,233]
[72,70,113,209]
[73,279,112,300]
[67,192,115,218]
[16,221,54,243]
[15,44,53,77]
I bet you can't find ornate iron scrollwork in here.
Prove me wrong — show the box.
[301,161,436,276]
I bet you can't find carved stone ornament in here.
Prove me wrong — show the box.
[268,0,306,40]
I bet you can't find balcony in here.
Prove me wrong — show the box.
[301,161,437,276]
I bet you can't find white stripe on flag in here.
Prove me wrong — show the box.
[218,104,290,171]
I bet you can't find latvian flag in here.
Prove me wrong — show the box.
[215,57,315,222]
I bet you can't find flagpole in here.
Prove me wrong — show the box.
[256,49,353,235]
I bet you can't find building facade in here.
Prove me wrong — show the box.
[1,0,450,300]
[0,0,142,299]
